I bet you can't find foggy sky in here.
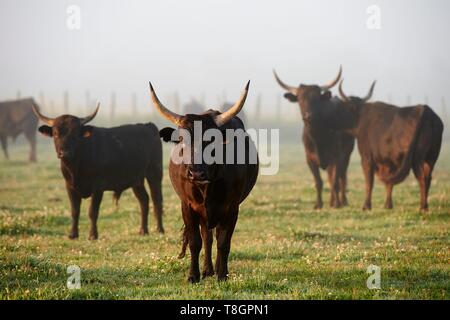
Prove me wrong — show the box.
[1,0,449,116]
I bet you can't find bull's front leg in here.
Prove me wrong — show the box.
[66,185,81,239]
[88,191,103,240]
[215,209,238,281]
[182,203,202,283]
[200,221,214,278]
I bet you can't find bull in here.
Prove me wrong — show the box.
[149,81,258,282]
[273,67,355,208]
[0,98,39,162]
[333,80,444,211]
[32,103,164,239]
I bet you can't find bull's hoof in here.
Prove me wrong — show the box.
[139,228,149,236]
[362,205,371,211]
[341,199,349,206]
[68,232,78,239]
[188,274,200,284]
[157,227,165,234]
[420,206,429,213]
[217,274,228,282]
[89,234,98,240]
[202,268,215,279]
[384,203,393,209]
[314,203,323,210]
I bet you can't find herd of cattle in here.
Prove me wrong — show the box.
[0,67,444,283]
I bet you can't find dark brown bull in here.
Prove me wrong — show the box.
[333,80,444,211]
[273,67,355,208]
[33,103,164,239]
[149,81,258,282]
[0,98,39,162]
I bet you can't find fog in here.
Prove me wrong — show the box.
[1,0,449,117]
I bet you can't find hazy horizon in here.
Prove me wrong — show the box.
[1,0,449,117]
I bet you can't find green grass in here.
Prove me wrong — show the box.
[0,139,449,300]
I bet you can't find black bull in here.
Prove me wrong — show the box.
[33,104,164,239]
[0,98,39,162]
[150,81,259,283]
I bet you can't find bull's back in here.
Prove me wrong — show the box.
[78,123,162,193]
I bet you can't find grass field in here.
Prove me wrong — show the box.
[0,138,449,300]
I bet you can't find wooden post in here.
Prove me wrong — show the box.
[16,90,21,99]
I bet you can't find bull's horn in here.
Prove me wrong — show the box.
[213,81,250,127]
[320,65,342,91]
[80,102,100,125]
[149,82,182,125]
[338,80,350,102]
[32,103,55,126]
[362,81,376,102]
[273,70,298,95]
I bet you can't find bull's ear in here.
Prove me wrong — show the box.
[38,125,53,137]
[81,125,94,138]
[321,91,332,100]
[159,127,176,143]
[283,93,297,102]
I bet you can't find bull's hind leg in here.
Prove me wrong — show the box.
[215,208,238,281]
[362,159,374,210]
[307,159,323,209]
[327,165,341,208]
[1,135,9,160]
[132,185,150,235]
[384,184,394,209]
[88,191,103,240]
[146,173,164,233]
[200,221,214,278]
[183,203,201,283]
[413,162,433,211]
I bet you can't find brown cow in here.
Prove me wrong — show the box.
[0,98,39,162]
[273,67,355,208]
[149,81,258,282]
[333,80,444,211]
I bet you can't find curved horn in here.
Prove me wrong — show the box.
[320,65,342,91]
[148,82,182,125]
[32,103,55,126]
[80,102,100,125]
[213,81,250,127]
[361,81,376,102]
[273,70,298,95]
[338,79,350,102]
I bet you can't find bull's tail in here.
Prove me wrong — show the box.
[178,226,189,259]
[112,191,122,207]
[380,105,427,185]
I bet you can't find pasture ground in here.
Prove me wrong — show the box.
[0,140,449,299]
